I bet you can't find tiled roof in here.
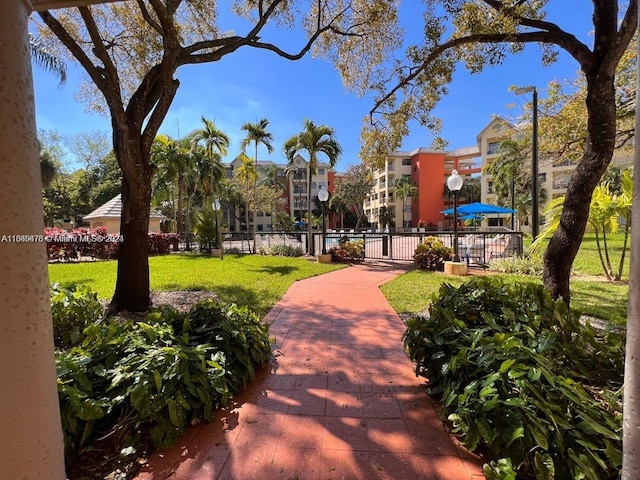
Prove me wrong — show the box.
[83,194,166,220]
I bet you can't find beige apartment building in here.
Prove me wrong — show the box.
[225,154,335,232]
[478,115,631,232]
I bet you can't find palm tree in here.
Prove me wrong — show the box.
[190,117,230,200]
[151,135,190,234]
[240,118,274,245]
[234,152,258,252]
[284,119,342,254]
[39,144,58,189]
[29,33,66,85]
[394,177,418,229]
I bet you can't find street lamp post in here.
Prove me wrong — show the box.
[212,199,223,259]
[318,185,329,255]
[514,85,539,239]
[447,170,464,262]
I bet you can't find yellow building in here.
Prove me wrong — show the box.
[83,194,166,233]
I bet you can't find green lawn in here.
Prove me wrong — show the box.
[380,269,628,324]
[382,232,630,325]
[49,254,344,317]
[48,232,630,324]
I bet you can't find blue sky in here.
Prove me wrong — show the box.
[32,3,594,172]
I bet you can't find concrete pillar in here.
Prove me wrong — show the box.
[0,1,66,478]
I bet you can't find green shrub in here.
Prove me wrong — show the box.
[329,239,365,262]
[194,207,219,252]
[51,284,104,349]
[258,244,304,257]
[403,277,623,480]
[413,236,452,270]
[56,297,271,477]
[491,255,544,276]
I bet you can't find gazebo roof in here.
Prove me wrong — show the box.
[83,194,166,220]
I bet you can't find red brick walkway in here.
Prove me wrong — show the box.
[136,262,484,479]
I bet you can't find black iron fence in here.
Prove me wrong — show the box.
[219,229,523,266]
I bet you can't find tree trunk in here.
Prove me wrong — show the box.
[109,128,152,312]
[543,74,617,303]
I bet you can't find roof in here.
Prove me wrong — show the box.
[83,194,166,220]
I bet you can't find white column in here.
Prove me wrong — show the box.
[0,1,66,478]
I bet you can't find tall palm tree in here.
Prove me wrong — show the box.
[190,116,230,200]
[240,118,274,245]
[234,152,258,252]
[394,177,418,229]
[284,119,342,254]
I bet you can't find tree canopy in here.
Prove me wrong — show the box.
[359,0,636,306]
[36,0,401,311]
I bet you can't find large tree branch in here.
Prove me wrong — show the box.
[142,79,179,156]
[599,0,637,78]
[136,0,163,36]
[370,29,593,117]
[78,6,120,84]
[38,10,117,105]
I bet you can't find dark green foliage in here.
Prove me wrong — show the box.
[413,236,452,270]
[170,300,272,392]
[403,277,623,480]
[329,239,365,262]
[51,284,104,349]
[194,207,218,252]
[54,290,271,477]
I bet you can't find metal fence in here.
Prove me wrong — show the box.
[220,229,523,267]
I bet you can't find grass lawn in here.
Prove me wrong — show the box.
[381,270,628,324]
[382,232,630,325]
[49,253,344,317]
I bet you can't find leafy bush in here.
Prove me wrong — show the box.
[194,208,219,252]
[403,277,623,480]
[413,236,452,270]
[51,284,104,349]
[46,227,178,260]
[329,239,365,262]
[491,255,544,276]
[148,232,181,254]
[56,297,271,477]
[258,244,304,257]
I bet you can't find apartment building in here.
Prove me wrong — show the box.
[365,147,481,230]
[223,154,336,232]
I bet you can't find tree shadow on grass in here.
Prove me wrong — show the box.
[250,265,299,276]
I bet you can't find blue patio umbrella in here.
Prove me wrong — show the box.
[441,202,516,216]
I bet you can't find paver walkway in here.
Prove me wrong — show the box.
[137,262,484,480]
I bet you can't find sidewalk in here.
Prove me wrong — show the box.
[137,262,484,480]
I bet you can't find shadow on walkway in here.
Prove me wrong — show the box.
[137,262,484,479]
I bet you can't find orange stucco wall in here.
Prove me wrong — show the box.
[411,152,446,227]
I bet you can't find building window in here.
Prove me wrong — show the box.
[538,172,547,183]
[388,161,395,171]
[402,158,411,166]
[487,142,499,155]
[318,168,325,175]
[257,224,264,231]
[488,181,494,194]
[311,182,317,189]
